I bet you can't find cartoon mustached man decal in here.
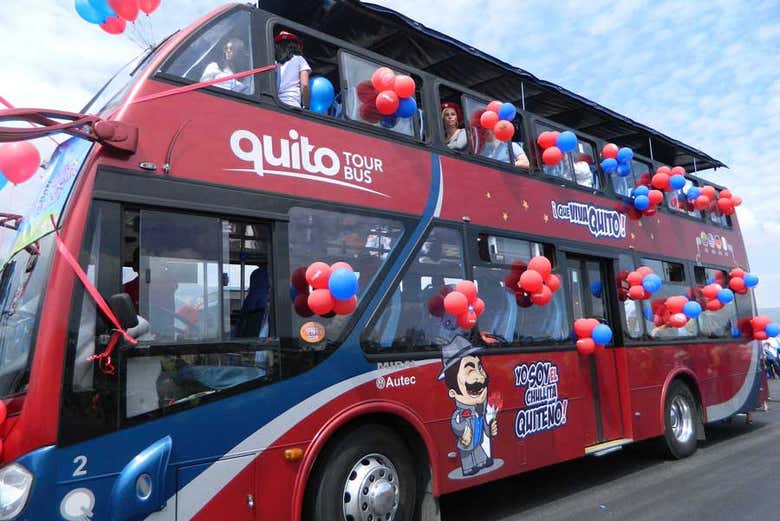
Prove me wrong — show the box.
[438,335,503,479]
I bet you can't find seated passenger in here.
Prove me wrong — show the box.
[274,31,311,109]
[441,102,467,150]
[200,38,253,94]
[573,153,598,188]
[479,128,529,168]
[236,265,269,338]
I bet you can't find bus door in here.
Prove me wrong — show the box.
[565,254,624,446]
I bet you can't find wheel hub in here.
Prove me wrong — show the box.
[671,395,694,443]
[343,453,400,521]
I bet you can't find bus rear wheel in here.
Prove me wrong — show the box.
[307,424,417,521]
[662,380,699,459]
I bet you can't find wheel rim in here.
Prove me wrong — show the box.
[342,452,400,521]
[670,394,695,443]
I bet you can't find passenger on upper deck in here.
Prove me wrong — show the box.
[478,127,530,169]
[275,31,311,109]
[200,37,253,94]
[441,102,467,150]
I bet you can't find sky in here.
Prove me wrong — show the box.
[1,1,779,307]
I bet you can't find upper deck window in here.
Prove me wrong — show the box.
[340,52,423,139]
[611,158,651,198]
[536,124,599,189]
[666,178,702,219]
[462,95,529,169]
[163,10,255,96]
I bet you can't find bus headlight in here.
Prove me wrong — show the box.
[0,464,32,520]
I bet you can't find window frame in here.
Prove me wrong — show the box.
[532,119,602,191]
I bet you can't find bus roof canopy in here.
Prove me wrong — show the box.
[259,0,727,171]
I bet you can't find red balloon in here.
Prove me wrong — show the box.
[456,280,478,304]
[473,298,485,316]
[444,291,469,316]
[493,120,514,142]
[545,274,561,293]
[356,81,378,103]
[480,110,499,129]
[542,147,563,166]
[428,294,445,317]
[393,75,416,98]
[574,318,598,338]
[504,273,520,291]
[0,399,7,425]
[519,270,544,293]
[359,102,382,124]
[537,131,559,149]
[729,277,745,293]
[730,268,746,279]
[291,267,309,294]
[635,266,652,278]
[371,67,396,92]
[628,285,646,300]
[139,0,161,14]
[333,295,358,315]
[440,285,453,297]
[375,90,399,115]
[717,198,734,214]
[751,315,772,331]
[700,186,716,201]
[648,189,664,205]
[705,299,724,311]
[0,142,40,184]
[510,260,527,273]
[701,284,722,300]
[694,195,710,210]
[670,166,685,176]
[669,313,688,328]
[576,338,596,355]
[294,294,313,317]
[457,310,478,330]
[602,143,618,159]
[656,166,671,175]
[306,262,331,289]
[732,196,743,207]
[719,189,732,199]
[100,15,126,34]
[530,285,552,306]
[108,0,139,21]
[486,100,503,114]
[651,173,670,190]
[636,172,652,186]
[665,296,687,314]
[330,261,354,273]
[754,331,769,341]
[528,256,552,280]
[626,271,643,286]
[308,289,334,315]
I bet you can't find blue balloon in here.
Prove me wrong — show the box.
[683,300,702,319]
[498,102,517,121]
[556,131,578,153]
[75,0,105,24]
[731,326,741,338]
[686,186,701,201]
[767,323,780,337]
[590,280,603,298]
[395,96,417,118]
[88,0,115,19]
[0,171,6,191]
[592,324,613,345]
[380,115,398,128]
[633,185,649,197]
[616,147,634,163]
[328,268,359,300]
[744,273,759,288]
[601,158,617,173]
[642,273,662,293]
[308,76,335,114]
[669,174,686,190]
[717,288,734,304]
[633,195,650,211]
[617,163,631,177]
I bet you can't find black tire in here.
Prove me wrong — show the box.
[661,381,699,459]
[306,424,417,521]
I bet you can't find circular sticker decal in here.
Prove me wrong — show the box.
[60,488,95,520]
[300,321,326,343]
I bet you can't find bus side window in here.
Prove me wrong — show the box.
[611,159,651,198]
[362,227,465,353]
[616,254,644,339]
[641,258,698,339]
[162,9,255,96]
[694,266,738,338]
[339,52,423,139]
[462,95,528,169]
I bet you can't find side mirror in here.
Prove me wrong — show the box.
[108,293,139,330]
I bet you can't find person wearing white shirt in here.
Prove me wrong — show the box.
[200,38,253,95]
[274,31,311,109]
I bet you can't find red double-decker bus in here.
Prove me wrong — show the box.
[0,2,761,520]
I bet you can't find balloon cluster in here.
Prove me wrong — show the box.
[536,130,578,166]
[503,256,561,307]
[649,295,701,329]
[476,101,517,142]
[0,142,41,188]
[630,185,664,214]
[75,0,162,35]
[713,188,741,216]
[573,318,613,355]
[726,267,758,295]
[750,316,780,341]
[698,282,735,312]
[291,261,359,317]
[361,67,417,127]
[599,143,634,177]
[624,266,661,301]
[428,281,486,330]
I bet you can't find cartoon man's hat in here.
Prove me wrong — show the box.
[437,335,483,380]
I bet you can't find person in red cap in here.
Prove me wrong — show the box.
[441,102,467,150]
[200,38,252,94]
[274,31,311,109]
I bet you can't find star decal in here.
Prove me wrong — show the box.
[656,218,661,224]
[522,200,529,210]
[485,192,492,199]
[543,214,549,223]
[502,211,509,222]
[650,233,655,240]
[637,221,643,228]
[630,232,636,240]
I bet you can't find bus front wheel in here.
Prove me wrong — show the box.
[307,424,417,521]
[662,380,699,459]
